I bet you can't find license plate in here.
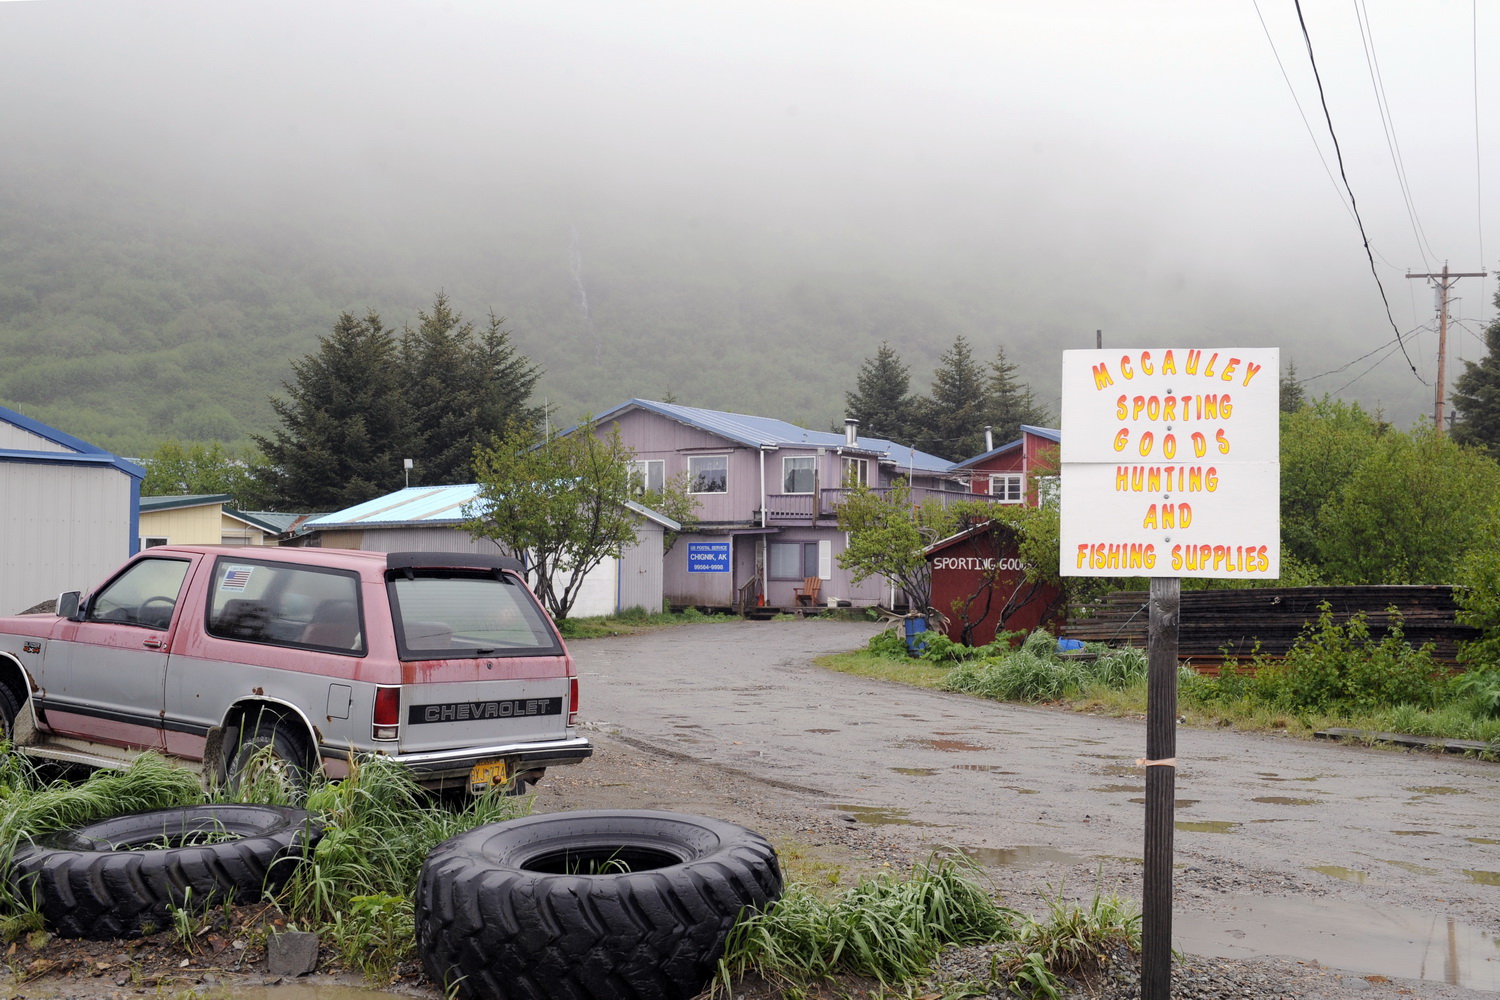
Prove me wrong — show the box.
[469,759,509,792]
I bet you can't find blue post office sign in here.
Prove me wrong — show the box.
[687,542,730,573]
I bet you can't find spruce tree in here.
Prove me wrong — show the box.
[916,335,989,460]
[1451,303,1500,460]
[1280,359,1307,413]
[400,293,543,485]
[984,346,1049,446]
[253,311,415,511]
[843,342,914,441]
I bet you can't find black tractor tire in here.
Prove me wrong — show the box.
[415,809,783,1000]
[8,804,323,939]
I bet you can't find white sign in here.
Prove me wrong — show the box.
[1060,348,1280,579]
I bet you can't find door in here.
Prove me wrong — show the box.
[37,555,194,749]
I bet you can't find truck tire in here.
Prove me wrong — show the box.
[8,804,323,939]
[415,809,782,1000]
[0,682,20,743]
[226,714,315,801]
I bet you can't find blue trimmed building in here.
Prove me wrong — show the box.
[0,404,145,614]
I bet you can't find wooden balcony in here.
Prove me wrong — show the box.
[757,487,1004,524]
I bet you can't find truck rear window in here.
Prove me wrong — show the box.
[387,571,562,659]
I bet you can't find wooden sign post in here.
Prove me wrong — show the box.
[1059,348,1280,1000]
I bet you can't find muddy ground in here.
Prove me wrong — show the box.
[5,620,1499,999]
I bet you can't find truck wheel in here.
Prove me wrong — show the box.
[415,809,782,1000]
[8,804,322,939]
[0,683,21,743]
[226,715,314,801]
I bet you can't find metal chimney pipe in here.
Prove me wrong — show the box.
[844,418,859,447]
[984,425,993,451]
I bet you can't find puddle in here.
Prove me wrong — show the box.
[219,983,402,1000]
[1310,865,1369,883]
[955,845,1092,867]
[1466,837,1500,845]
[1130,798,1200,808]
[804,728,839,734]
[1405,786,1472,796]
[950,764,1015,773]
[1252,796,1320,806]
[1006,786,1040,795]
[890,767,937,776]
[1393,830,1441,836]
[1464,870,1500,886]
[1175,820,1237,834]
[910,738,987,752]
[829,804,929,826]
[1175,895,1500,990]
[1381,859,1439,875]
[671,723,704,729]
[1092,784,1145,793]
[1100,764,1143,776]
[1077,753,1132,760]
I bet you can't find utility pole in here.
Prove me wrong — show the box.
[1407,263,1488,435]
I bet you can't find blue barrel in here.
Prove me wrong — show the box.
[904,616,928,655]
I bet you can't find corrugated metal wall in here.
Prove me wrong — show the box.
[0,422,70,452]
[1,463,134,614]
[618,522,665,613]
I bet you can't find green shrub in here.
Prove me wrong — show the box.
[1249,604,1444,714]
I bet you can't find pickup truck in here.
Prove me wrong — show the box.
[0,546,592,795]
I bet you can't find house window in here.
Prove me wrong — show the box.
[990,473,1025,503]
[783,456,815,494]
[140,536,169,549]
[769,541,821,581]
[841,458,869,487]
[630,459,665,495]
[689,455,727,494]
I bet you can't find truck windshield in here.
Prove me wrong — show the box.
[387,571,562,659]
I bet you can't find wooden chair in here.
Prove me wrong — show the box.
[793,577,822,608]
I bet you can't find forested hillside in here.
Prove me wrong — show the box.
[0,170,1082,458]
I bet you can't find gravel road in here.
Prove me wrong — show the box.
[532,619,1500,1000]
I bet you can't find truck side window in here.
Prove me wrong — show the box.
[87,558,192,629]
[205,558,365,654]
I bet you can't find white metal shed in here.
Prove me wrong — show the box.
[0,404,144,614]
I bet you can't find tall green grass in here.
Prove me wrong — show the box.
[717,856,1017,987]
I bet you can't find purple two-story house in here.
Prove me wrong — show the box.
[590,399,965,611]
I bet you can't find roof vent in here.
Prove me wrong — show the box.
[844,418,859,447]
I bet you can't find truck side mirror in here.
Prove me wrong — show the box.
[56,592,81,619]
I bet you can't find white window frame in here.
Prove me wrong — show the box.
[841,457,869,487]
[782,456,816,494]
[989,473,1025,504]
[629,459,665,495]
[140,536,169,549]
[688,455,728,494]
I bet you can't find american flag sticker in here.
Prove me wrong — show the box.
[221,566,254,592]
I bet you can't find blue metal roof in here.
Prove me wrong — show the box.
[0,403,145,479]
[302,485,483,529]
[591,399,954,474]
[304,484,681,532]
[949,425,1062,470]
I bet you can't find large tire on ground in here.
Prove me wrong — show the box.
[415,809,783,1000]
[8,804,323,939]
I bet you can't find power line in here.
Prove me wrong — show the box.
[1353,0,1436,269]
[1473,0,1489,328]
[1293,0,1426,385]
[1298,324,1431,385]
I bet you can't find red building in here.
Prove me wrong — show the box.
[951,425,1060,502]
[925,427,1064,645]
[926,521,1063,647]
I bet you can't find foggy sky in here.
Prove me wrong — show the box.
[2,0,1495,428]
